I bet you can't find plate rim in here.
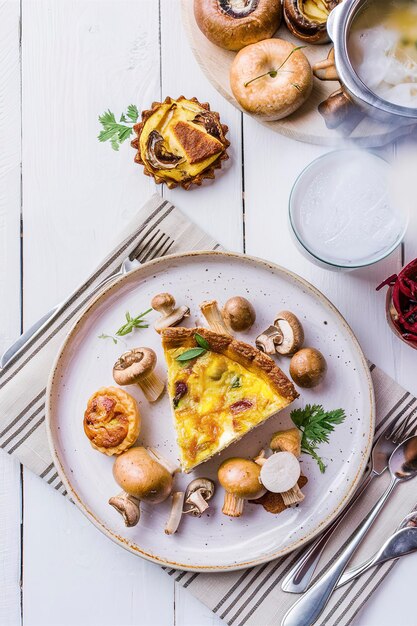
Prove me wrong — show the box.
[45,249,375,572]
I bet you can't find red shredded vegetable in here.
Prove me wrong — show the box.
[377,258,417,343]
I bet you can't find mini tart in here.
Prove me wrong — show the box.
[161,327,298,472]
[83,387,140,456]
[131,97,230,190]
[194,0,282,52]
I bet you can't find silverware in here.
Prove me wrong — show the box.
[281,410,417,593]
[0,230,174,370]
[282,435,417,626]
[337,511,417,587]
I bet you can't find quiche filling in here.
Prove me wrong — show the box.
[162,327,298,472]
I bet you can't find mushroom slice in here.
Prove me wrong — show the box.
[270,428,301,457]
[255,325,283,354]
[281,483,305,506]
[273,311,304,355]
[259,451,301,493]
[151,292,190,333]
[109,491,141,527]
[193,111,224,141]
[165,491,185,535]
[146,131,183,170]
[200,300,231,336]
[183,478,215,516]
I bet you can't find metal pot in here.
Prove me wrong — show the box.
[327,0,417,124]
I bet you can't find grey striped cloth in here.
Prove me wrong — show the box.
[1,194,416,626]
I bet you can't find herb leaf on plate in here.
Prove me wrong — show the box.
[116,309,152,336]
[98,105,140,151]
[291,404,346,473]
[195,333,210,351]
[176,347,207,362]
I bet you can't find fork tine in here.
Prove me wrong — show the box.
[386,401,417,444]
[135,230,162,263]
[129,228,161,263]
[140,232,166,263]
[403,408,417,439]
[147,234,172,262]
[159,238,175,257]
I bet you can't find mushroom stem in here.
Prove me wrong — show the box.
[139,371,165,402]
[254,450,267,466]
[186,490,209,515]
[200,300,231,336]
[147,447,179,475]
[222,492,245,517]
[109,491,141,527]
[165,491,185,535]
[281,483,305,506]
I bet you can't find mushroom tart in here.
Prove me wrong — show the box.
[283,0,342,44]
[131,96,230,190]
[194,0,282,51]
[161,326,298,472]
[83,387,140,456]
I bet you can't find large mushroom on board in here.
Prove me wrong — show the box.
[218,457,266,517]
[222,296,256,332]
[151,292,190,333]
[113,347,165,402]
[283,0,341,44]
[109,446,177,527]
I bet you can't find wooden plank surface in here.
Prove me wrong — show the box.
[0,1,416,625]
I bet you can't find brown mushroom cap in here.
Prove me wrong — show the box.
[222,296,256,332]
[113,348,157,386]
[289,348,327,388]
[151,292,175,314]
[113,446,173,503]
[218,458,265,499]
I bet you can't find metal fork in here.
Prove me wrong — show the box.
[0,229,174,370]
[281,405,417,593]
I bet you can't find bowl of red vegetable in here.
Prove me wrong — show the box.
[377,258,417,349]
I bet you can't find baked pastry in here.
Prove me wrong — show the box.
[230,39,313,121]
[283,0,341,45]
[131,97,229,190]
[194,0,282,51]
[83,387,140,455]
[161,327,298,472]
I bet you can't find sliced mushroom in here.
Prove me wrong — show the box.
[313,47,338,81]
[183,478,215,516]
[146,130,183,170]
[165,491,185,535]
[257,451,301,493]
[151,292,190,333]
[256,325,283,354]
[222,296,256,332]
[193,111,224,140]
[270,428,301,457]
[281,483,305,506]
[200,300,231,335]
[108,491,141,527]
[218,457,266,517]
[113,347,165,402]
[274,311,304,355]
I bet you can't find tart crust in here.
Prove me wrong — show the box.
[131,96,230,190]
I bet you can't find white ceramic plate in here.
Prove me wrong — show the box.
[46,251,375,571]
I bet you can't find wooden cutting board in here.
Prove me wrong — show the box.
[181,0,409,147]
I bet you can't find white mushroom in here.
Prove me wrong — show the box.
[183,478,215,516]
[200,300,231,335]
[165,491,185,535]
[151,292,190,333]
[273,311,304,355]
[257,451,301,493]
[113,347,165,402]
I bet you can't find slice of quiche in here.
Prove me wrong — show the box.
[161,327,299,472]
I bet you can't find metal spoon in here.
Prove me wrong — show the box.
[337,511,417,587]
[282,436,417,626]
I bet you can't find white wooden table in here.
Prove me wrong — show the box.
[1,1,417,624]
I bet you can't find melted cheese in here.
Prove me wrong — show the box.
[165,349,290,471]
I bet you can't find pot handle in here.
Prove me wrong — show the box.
[327,1,345,42]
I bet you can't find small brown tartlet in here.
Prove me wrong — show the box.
[131,96,230,190]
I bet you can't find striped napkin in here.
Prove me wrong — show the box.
[1,194,416,626]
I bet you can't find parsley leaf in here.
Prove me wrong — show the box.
[98,333,118,344]
[98,105,140,151]
[291,404,346,473]
[115,309,152,337]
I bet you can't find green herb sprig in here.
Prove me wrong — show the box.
[98,105,139,151]
[176,333,211,362]
[291,404,346,473]
[99,309,152,344]
[244,46,307,88]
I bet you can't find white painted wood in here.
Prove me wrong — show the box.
[0,1,23,625]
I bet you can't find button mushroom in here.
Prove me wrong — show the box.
[270,428,301,457]
[289,347,327,388]
[109,446,176,527]
[183,478,215,516]
[200,300,231,336]
[256,311,304,356]
[218,457,266,517]
[113,347,165,402]
[151,292,190,333]
[222,296,256,332]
